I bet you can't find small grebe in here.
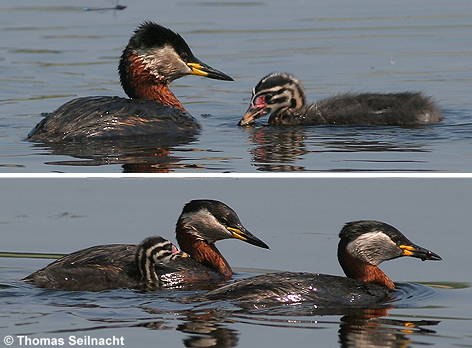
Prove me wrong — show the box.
[23,200,269,291]
[27,22,233,142]
[193,221,441,305]
[239,73,442,127]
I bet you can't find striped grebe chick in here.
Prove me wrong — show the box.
[239,73,442,127]
[27,22,233,142]
[194,221,441,305]
[23,200,268,291]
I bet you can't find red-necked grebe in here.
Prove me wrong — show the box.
[194,221,441,305]
[23,200,268,291]
[27,22,233,142]
[239,73,442,127]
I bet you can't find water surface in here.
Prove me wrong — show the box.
[1,0,471,172]
[1,179,471,347]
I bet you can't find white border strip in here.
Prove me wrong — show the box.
[1,173,472,178]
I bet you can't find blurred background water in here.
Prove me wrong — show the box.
[0,178,471,347]
[1,0,471,172]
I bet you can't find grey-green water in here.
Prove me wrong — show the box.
[1,179,471,347]
[1,0,472,172]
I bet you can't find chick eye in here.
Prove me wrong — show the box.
[268,96,287,105]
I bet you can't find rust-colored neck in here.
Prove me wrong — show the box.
[340,250,395,289]
[121,52,185,111]
[176,229,233,279]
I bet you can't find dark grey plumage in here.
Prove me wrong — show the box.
[297,92,441,126]
[23,244,140,291]
[192,272,391,306]
[240,72,442,127]
[23,237,186,291]
[27,97,199,142]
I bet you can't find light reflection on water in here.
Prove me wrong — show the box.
[0,267,463,348]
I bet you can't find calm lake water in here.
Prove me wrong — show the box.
[1,179,471,347]
[1,0,472,172]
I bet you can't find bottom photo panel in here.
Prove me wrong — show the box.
[1,178,470,348]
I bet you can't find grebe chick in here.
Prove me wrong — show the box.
[23,236,187,291]
[27,22,233,142]
[23,200,269,291]
[239,73,442,127]
[194,221,441,305]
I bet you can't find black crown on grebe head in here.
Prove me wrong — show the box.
[127,21,195,61]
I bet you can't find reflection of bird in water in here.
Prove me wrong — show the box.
[239,73,442,127]
[34,137,200,171]
[193,221,441,305]
[178,309,239,348]
[23,200,268,291]
[171,306,438,348]
[338,309,440,348]
[28,22,232,142]
[242,127,308,171]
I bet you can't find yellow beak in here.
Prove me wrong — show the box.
[186,62,233,81]
[226,226,269,249]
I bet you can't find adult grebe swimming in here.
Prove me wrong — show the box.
[23,200,268,291]
[239,73,442,127]
[194,221,441,305]
[27,22,233,142]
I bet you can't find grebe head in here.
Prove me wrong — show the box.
[135,236,186,285]
[337,221,441,289]
[119,22,233,99]
[338,221,441,266]
[239,72,306,126]
[176,199,269,249]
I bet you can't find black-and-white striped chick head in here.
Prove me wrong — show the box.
[136,236,186,285]
[337,221,441,267]
[239,73,306,126]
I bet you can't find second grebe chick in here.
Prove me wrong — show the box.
[27,22,233,142]
[23,200,269,291]
[239,73,442,127]
[193,221,441,305]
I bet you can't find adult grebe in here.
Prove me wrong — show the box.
[23,200,269,291]
[239,73,442,127]
[193,221,441,305]
[27,22,233,142]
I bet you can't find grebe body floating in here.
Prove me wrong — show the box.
[194,221,441,305]
[23,200,268,291]
[239,73,442,127]
[27,22,233,142]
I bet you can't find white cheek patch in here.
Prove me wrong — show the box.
[346,231,398,265]
[180,208,231,243]
[137,45,191,80]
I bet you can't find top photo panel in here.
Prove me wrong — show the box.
[1,0,471,173]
